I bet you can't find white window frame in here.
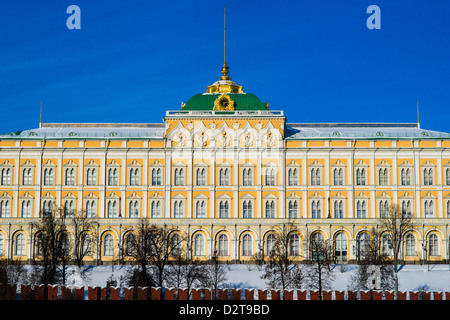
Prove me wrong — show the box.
[0,161,13,186]
[150,161,163,186]
[377,162,390,186]
[241,162,254,186]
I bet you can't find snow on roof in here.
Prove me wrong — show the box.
[285,123,450,139]
[1,123,166,139]
[1,122,448,140]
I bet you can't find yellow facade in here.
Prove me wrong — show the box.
[0,63,449,266]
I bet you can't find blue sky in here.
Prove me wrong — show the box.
[0,0,449,134]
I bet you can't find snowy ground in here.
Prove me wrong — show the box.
[60,263,450,292]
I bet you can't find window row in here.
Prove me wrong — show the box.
[3,165,450,187]
[3,198,450,219]
[5,231,445,261]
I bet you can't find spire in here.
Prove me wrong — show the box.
[224,6,226,66]
[206,7,243,94]
[220,6,230,81]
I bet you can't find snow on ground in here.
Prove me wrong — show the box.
[61,264,450,292]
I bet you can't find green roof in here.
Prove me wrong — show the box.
[182,93,268,111]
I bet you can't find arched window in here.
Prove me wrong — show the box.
[103,234,114,256]
[81,233,93,256]
[311,168,320,185]
[266,234,277,256]
[356,200,366,218]
[379,200,390,218]
[424,168,433,185]
[288,200,298,219]
[288,168,298,186]
[64,200,75,216]
[107,200,118,218]
[43,168,54,185]
[401,168,411,185]
[405,233,416,256]
[424,200,434,218]
[446,168,450,186]
[357,233,371,262]
[219,168,230,186]
[129,200,139,218]
[243,168,252,186]
[174,168,184,186]
[219,201,229,218]
[21,200,32,218]
[447,200,450,218]
[196,168,207,186]
[108,168,118,186]
[311,200,321,219]
[310,232,325,261]
[289,234,300,256]
[196,200,206,218]
[15,233,26,256]
[170,233,182,257]
[242,234,252,256]
[243,200,253,218]
[86,200,96,218]
[0,233,4,256]
[59,232,71,256]
[22,168,33,185]
[382,234,393,256]
[129,168,140,186]
[152,168,162,186]
[334,200,343,219]
[265,200,275,218]
[86,168,96,185]
[43,200,54,216]
[356,168,366,185]
[401,200,412,218]
[65,168,76,185]
[265,168,275,186]
[1,168,11,186]
[0,200,10,218]
[174,200,184,218]
[217,234,228,256]
[194,234,205,256]
[428,234,439,256]
[379,168,388,185]
[334,232,347,262]
[125,233,136,256]
[151,200,161,218]
[333,168,343,186]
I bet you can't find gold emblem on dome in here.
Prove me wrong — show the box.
[214,93,235,111]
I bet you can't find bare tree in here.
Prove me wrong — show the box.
[29,207,69,299]
[303,232,335,300]
[147,224,184,299]
[123,220,156,299]
[166,255,208,299]
[379,203,415,300]
[124,220,183,300]
[260,224,303,299]
[71,209,98,268]
[348,227,395,293]
[198,252,228,300]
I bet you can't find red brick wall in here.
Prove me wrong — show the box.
[6,285,450,300]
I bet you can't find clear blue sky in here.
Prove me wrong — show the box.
[0,0,449,134]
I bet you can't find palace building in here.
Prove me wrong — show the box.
[0,60,450,265]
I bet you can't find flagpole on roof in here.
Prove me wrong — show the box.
[417,100,420,129]
[40,100,42,128]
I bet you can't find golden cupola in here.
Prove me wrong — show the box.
[205,62,244,94]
